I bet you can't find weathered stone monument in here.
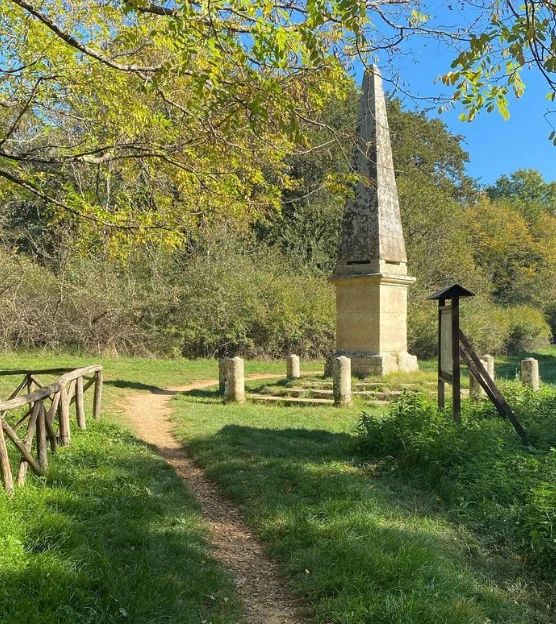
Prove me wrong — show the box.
[330,66,418,376]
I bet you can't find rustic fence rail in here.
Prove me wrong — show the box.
[0,365,103,493]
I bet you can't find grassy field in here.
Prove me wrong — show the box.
[171,357,556,624]
[0,354,246,624]
[0,349,555,624]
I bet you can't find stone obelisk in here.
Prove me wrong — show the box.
[330,66,418,376]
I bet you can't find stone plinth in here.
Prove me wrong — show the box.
[331,272,418,377]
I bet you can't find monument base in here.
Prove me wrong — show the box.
[325,351,418,378]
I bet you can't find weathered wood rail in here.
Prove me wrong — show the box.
[0,366,103,493]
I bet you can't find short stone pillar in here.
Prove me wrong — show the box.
[286,354,300,379]
[333,356,351,407]
[324,354,334,378]
[521,357,540,391]
[482,354,495,380]
[469,358,487,401]
[225,357,245,402]
[218,357,229,394]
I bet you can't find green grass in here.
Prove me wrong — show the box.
[1,350,555,624]
[0,353,246,624]
[170,385,555,624]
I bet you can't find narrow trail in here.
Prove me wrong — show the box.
[123,374,308,624]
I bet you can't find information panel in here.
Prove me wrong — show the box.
[440,307,452,379]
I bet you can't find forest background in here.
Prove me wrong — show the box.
[2,0,556,360]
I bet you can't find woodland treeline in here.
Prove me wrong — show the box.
[2,89,556,359]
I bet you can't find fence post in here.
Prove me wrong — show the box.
[0,413,13,493]
[333,356,351,407]
[59,385,71,446]
[93,370,103,420]
[76,376,86,429]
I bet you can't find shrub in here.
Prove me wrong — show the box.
[357,390,556,570]
[504,305,551,353]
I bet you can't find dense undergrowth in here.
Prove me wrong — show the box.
[357,386,556,570]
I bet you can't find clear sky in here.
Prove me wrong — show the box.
[357,4,556,187]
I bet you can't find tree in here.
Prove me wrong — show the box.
[5,0,555,246]
[487,169,556,221]
[444,2,556,123]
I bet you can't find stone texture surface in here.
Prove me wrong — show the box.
[331,66,418,377]
[521,357,540,391]
[335,66,407,277]
[225,356,245,402]
[333,356,352,407]
[286,354,300,379]
[219,357,229,394]
[482,354,495,380]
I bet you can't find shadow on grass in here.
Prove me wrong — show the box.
[105,379,182,395]
[0,422,239,624]
[497,351,556,384]
[186,424,550,624]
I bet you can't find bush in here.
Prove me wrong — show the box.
[504,305,551,353]
[357,390,556,570]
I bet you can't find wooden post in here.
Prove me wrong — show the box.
[59,385,71,446]
[0,412,13,493]
[16,402,40,485]
[437,297,446,410]
[36,402,48,470]
[93,370,103,420]
[451,296,461,422]
[76,376,86,429]
[3,421,44,477]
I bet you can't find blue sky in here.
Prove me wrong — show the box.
[400,50,556,186]
[356,4,556,186]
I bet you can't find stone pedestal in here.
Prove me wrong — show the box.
[225,357,245,403]
[521,358,540,391]
[333,356,351,407]
[286,354,300,379]
[331,272,418,377]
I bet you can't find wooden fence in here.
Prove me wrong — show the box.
[0,366,103,493]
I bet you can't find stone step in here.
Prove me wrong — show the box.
[260,386,403,401]
[248,393,334,407]
[248,394,390,408]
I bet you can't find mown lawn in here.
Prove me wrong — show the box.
[0,353,245,624]
[171,369,556,624]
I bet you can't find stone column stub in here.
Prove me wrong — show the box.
[286,354,300,379]
[225,357,245,403]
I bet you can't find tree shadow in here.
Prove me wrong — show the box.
[185,424,551,624]
[0,424,240,624]
[496,351,556,384]
[105,379,179,395]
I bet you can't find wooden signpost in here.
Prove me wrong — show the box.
[428,284,526,441]
[428,284,474,422]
